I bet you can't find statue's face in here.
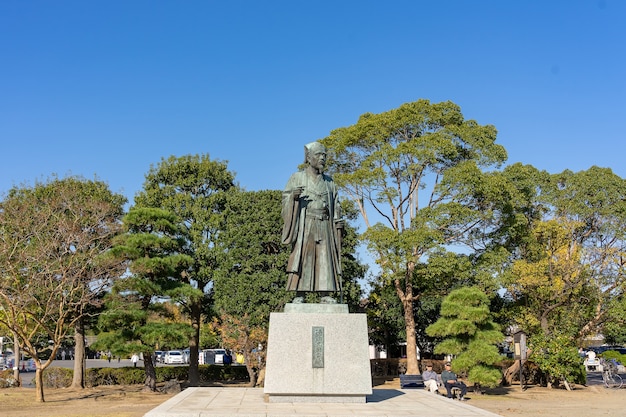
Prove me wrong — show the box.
[307,148,326,172]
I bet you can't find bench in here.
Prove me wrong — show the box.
[399,374,425,388]
[450,386,462,399]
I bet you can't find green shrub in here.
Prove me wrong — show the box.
[90,367,117,386]
[197,365,249,382]
[600,350,626,365]
[0,369,20,388]
[85,367,145,386]
[49,365,249,388]
[111,367,145,385]
[199,364,225,381]
[529,334,586,387]
[156,366,188,382]
[121,367,146,384]
[42,367,73,388]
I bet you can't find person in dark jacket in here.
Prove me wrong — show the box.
[441,362,467,400]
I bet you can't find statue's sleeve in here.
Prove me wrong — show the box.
[332,181,341,221]
[281,174,300,245]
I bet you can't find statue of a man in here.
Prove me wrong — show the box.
[281,141,343,302]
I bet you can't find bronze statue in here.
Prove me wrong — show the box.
[281,141,343,302]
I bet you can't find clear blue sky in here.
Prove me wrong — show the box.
[1,0,625,205]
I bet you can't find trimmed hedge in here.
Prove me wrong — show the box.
[86,366,146,386]
[31,364,250,388]
[43,367,74,388]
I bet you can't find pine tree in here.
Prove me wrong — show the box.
[426,286,503,393]
[96,207,197,391]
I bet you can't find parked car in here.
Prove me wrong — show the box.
[588,345,623,355]
[164,350,184,365]
[154,351,164,363]
[182,348,190,364]
[0,356,35,372]
[199,349,226,365]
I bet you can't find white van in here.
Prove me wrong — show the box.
[200,349,226,365]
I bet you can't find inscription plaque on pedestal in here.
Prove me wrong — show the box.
[312,326,324,368]
[264,303,372,403]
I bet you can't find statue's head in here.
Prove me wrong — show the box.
[304,141,326,163]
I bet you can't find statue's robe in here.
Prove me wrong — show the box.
[281,170,342,292]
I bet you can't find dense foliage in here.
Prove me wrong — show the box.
[426,287,503,391]
[322,99,507,373]
[95,207,197,391]
[3,100,626,397]
[34,365,250,389]
[133,154,236,385]
[0,177,126,401]
[494,166,626,386]
[528,334,586,389]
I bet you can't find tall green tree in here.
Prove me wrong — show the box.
[366,280,405,357]
[134,154,235,385]
[487,165,626,385]
[97,207,196,391]
[322,99,507,374]
[212,190,291,386]
[336,199,369,308]
[366,250,477,359]
[426,286,503,393]
[545,167,626,341]
[0,177,126,402]
[499,167,626,338]
[504,219,591,337]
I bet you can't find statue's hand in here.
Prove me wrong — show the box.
[292,186,304,199]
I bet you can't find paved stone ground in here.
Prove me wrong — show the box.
[144,387,503,417]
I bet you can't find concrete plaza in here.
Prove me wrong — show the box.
[144,386,503,417]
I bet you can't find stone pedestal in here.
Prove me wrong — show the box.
[263,303,372,403]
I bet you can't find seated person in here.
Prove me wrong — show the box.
[422,363,440,394]
[441,362,468,401]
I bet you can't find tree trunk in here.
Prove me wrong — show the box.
[246,362,258,387]
[143,352,158,392]
[35,365,45,402]
[71,319,86,389]
[502,359,521,386]
[12,332,20,385]
[243,350,258,387]
[396,266,420,375]
[563,378,572,391]
[188,302,201,386]
[402,296,420,375]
